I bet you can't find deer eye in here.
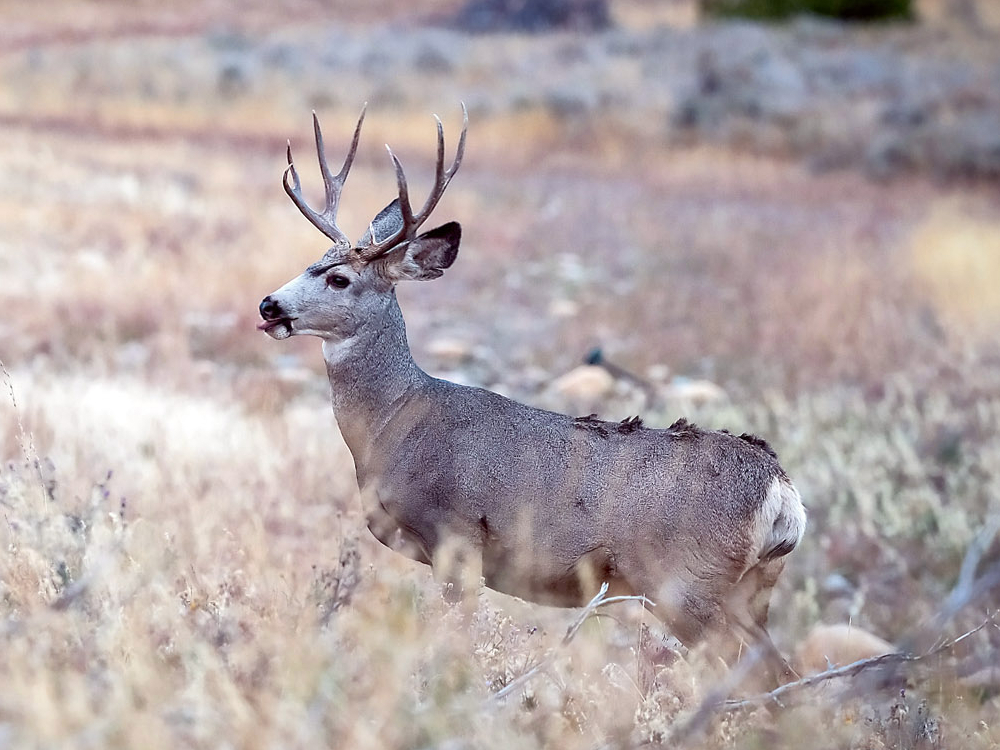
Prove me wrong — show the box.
[327,274,350,289]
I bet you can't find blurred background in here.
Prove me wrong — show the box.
[1,0,999,747]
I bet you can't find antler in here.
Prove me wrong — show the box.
[358,103,468,261]
[283,105,367,249]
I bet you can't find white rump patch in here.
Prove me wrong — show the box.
[750,476,807,565]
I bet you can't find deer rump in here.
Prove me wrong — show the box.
[361,383,804,638]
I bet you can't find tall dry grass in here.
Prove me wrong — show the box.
[2,355,998,747]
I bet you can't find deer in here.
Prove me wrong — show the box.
[258,105,807,686]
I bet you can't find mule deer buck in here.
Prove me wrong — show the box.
[258,106,806,684]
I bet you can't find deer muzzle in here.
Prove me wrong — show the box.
[258,295,294,339]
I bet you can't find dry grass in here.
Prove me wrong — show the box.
[908,199,1000,333]
[3,361,999,748]
[1,1,1000,747]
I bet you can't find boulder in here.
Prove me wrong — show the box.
[795,623,894,675]
[661,378,727,406]
[551,365,615,402]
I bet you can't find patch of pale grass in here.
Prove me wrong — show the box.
[615,0,699,29]
[908,198,1000,335]
[0,368,692,748]
[0,370,669,749]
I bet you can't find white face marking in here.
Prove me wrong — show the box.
[260,264,368,342]
[267,322,292,340]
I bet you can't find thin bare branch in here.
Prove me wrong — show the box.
[492,661,548,701]
[563,586,654,645]
[719,610,999,713]
[491,582,653,702]
[671,647,765,744]
[662,527,1000,738]
[925,518,1000,638]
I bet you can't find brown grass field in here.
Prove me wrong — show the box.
[1,0,999,747]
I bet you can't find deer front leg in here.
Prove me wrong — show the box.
[365,503,432,565]
[431,532,483,611]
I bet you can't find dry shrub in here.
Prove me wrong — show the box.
[2,353,999,748]
[0,371,661,749]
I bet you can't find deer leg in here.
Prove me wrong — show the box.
[639,565,790,691]
[723,558,796,689]
[643,576,726,648]
[431,532,483,610]
[365,504,431,565]
[652,577,790,693]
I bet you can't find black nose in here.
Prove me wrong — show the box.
[259,296,283,320]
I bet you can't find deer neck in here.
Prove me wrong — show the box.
[322,291,428,468]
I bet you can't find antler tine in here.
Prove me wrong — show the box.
[433,115,446,191]
[454,102,469,175]
[389,147,415,229]
[315,105,366,202]
[361,103,468,260]
[423,102,467,219]
[283,105,367,248]
[284,140,301,194]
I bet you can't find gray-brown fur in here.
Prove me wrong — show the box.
[259,108,807,687]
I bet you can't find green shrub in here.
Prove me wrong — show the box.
[700,0,913,21]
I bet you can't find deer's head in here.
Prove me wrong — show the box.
[258,106,466,341]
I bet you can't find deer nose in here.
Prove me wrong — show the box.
[259,296,284,320]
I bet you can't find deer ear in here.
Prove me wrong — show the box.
[380,222,461,282]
